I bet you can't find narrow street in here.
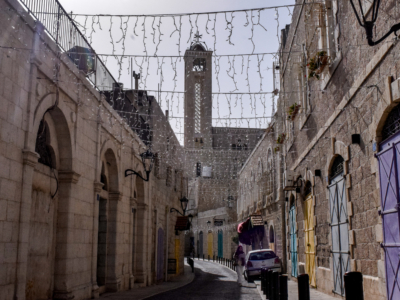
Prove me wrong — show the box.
[146,260,260,300]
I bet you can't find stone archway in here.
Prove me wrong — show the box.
[26,104,77,300]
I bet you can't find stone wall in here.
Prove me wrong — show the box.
[0,0,186,299]
[276,0,400,298]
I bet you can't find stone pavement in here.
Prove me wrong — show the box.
[100,263,195,300]
[255,278,339,300]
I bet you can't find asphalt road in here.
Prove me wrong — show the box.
[146,260,260,300]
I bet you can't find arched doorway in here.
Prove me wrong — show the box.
[289,196,298,278]
[376,104,400,300]
[304,181,316,287]
[199,231,204,257]
[217,230,223,257]
[28,106,73,299]
[96,148,119,293]
[269,226,275,252]
[157,228,165,282]
[207,232,213,258]
[328,155,350,296]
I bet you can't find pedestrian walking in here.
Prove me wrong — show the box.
[233,245,246,285]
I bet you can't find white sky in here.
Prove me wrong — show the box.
[58,0,295,143]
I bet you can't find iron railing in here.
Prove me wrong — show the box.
[17,0,117,91]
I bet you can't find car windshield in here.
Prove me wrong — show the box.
[249,251,276,261]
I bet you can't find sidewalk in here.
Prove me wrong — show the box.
[100,263,195,300]
[255,278,338,300]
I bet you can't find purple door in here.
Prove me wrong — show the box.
[377,137,400,300]
[157,228,165,282]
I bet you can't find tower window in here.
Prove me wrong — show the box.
[195,82,202,134]
[193,58,206,72]
[196,162,202,177]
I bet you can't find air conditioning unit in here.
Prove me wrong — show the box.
[283,170,295,191]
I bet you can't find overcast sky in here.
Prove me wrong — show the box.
[58,0,295,143]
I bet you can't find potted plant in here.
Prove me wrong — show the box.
[276,133,286,144]
[287,103,301,121]
[307,51,330,80]
[274,146,280,153]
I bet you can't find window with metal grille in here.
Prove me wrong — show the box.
[195,82,201,134]
[382,104,400,141]
[330,155,344,179]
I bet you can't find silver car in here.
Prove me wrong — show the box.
[244,249,281,281]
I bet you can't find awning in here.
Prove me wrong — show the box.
[175,216,190,231]
[237,214,265,245]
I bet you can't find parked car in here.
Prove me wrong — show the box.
[244,249,281,281]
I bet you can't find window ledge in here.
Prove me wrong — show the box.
[320,51,342,90]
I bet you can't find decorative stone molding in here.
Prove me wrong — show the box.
[137,202,148,210]
[22,149,39,167]
[58,171,81,184]
[93,181,104,193]
[109,192,123,201]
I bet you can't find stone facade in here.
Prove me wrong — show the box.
[239,0,400,299]
[237,122,286,269]
[0,0,186,299]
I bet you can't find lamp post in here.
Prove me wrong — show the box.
[170,196,189,216]
[125,149,155,181]
[349,0,400,46]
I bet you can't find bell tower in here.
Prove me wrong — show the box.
[184,32,213,149]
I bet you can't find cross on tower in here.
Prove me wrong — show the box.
[194,31,202,43]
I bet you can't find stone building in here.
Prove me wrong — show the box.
[183,36,264,259]
[236,121,287,270]
[272,1,400,299]
[0,0,187,299]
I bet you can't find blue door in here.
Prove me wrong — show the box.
[377,136,400,300]
[289,203,298,277]
[218,230,223,257]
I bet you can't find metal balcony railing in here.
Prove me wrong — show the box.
[17,0,117,91]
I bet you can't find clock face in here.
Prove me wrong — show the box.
[193,58,206,72]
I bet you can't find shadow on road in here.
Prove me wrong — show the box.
[146,266,259,300]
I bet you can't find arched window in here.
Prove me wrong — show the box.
[269,226,275,243]
[382,104,400,141]
[193,58,206,71]
[35,120,56,169]
[330,155,344,179]
[304,181,312,197]
[196,162,202,177]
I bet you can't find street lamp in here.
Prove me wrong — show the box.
[207,220,211,229]
[125,149,155,181]
[188,214,194,224]
[170,196,190,216]
[349,0,400,46]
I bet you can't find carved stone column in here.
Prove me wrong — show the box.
[14,150,39,300]
[105,192,123,292]
[53,171,81,300]
[134,202,148,286]
[91,181,104,298]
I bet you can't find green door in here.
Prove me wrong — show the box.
[218,230,223,257]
